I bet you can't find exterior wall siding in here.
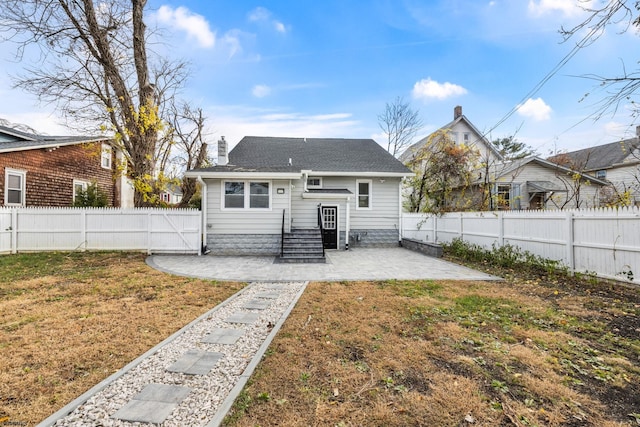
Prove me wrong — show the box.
[204,179,290,235]
[494,163,602,210]
[602,164,640,206]
[204,176,403,252]
[0,142,116,207]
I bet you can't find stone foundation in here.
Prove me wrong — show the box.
[206,234,280,256]
[348,229,400,248]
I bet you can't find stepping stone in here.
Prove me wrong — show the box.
[202,327,245,345]
[262,284,285,290]
[255,291,280,299]
[112,384,191,424]
[243,299,271,310]
[225,312,259,324]
[167,349,223,375]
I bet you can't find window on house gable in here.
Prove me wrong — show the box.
[595,170,606,179]
[307,177,322,189]
[463,133,470,143]
[101,143,112,169]
[5,169,26,206]
[223,181,271,209]
[356,179,371,209]
[73,180,89,203]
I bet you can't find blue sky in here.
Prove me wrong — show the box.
[0,0,638,155]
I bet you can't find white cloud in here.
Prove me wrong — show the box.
[205,106,363,152]
[252,84,271,98]
[157,5,215,48]
[528,0,589,17]
[247,7,288,34]
[517,97,552,121]
[412,78,467,101]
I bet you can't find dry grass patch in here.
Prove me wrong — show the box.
[0,252,244,425]
[224,278,640,427]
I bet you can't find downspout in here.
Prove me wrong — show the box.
[398,180,402,246]
[197,176,209,255]
[345,196,350,250]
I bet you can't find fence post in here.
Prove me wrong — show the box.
[498,212,504,247]
[566,211,575,275]
[433,215,438,243]
[81,210,87,252]
[11,208,17,254]
[147,211,152,255]
[459,213,464,240]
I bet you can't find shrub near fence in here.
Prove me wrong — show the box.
[0,207,201,254]
[402,207,640,284]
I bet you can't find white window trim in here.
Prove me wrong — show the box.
[221,180,272,211]
[355,179,372,210]
[73,179,89,203]
[5,168,26,207]
[307,176,323,189]
[101,143,112,169]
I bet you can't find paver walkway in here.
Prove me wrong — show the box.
[39,248,497,427]
[147,247,498,282]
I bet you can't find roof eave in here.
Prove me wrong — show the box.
[300,170,413,178]
[0,137,109,153]
[185,171,303,180]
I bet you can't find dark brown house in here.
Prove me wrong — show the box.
[0,124,133,207]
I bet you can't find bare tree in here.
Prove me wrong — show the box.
[378,97,423,157]
[0,0,188,206]
[548,151,593,209]
[158,102,212,207]
[561,1,640,120]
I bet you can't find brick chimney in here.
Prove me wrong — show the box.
[454,105,462,119]
[217,136,228,166]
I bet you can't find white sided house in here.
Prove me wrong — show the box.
[185,136,413,261]
[548,128,640,207]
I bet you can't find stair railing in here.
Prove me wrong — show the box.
[317,205,326,257]
[280,209,285,257]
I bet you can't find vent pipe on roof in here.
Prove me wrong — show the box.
[217,136,228,166]
[288,158,292,166]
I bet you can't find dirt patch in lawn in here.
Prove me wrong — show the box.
[224,276,640,427]
[0,252,244,426]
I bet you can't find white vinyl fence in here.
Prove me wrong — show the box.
[403,207,640,284]
[0,207,201,254]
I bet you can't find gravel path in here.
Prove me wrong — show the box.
[42,281,308,427]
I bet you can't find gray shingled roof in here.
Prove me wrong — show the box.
[547,138,640,171]
[0,124,107,152]
[194,136,412,174]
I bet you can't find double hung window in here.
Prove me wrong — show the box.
[223,181,271,209]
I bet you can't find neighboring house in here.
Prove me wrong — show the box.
[479,156,608,210]
[0,124,134,207]
[185,136,413,256]
[160,184,183,205]
[399,105,504,166]
[548,128,640,207]
[400,106,608,211]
